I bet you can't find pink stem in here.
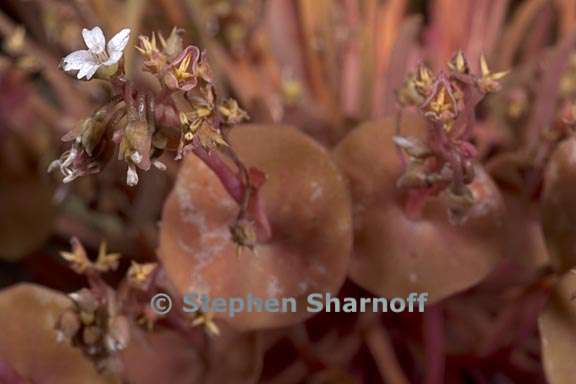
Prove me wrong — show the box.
[424,304,445,384]
[191,146,271,241]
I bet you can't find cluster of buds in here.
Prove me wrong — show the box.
[57,240,128,372]
[56,288,130,373]
[57,238,166,371]
[50,26,249,188]
[396,51,508,223]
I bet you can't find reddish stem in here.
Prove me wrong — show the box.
[191,146,272,241]
[424,304,445,384]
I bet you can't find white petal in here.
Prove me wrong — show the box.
[102,50,123,66]
[77,63,100,80]
[63,50,93,71]
[130,151,142,164]
[84,65,100,80]
[107,29,130,57]
[126,166,139,186]
[82,27,106,53]
[153,160,167,171]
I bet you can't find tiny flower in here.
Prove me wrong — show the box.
[60,237,92,274]
[163,45,200,91]
[127,261,157,290]
[159,27,184,58]
[422,79,460,129]
[62,26,131,80]
[477,54,508,93]
[414,63,435,96]
[191,312,220,336]
[447,50,469,74]
[94,241,121,272]
[218,98,249,125]
[61,238,120,274]
[179,112,228,150]
[136,33,167,73]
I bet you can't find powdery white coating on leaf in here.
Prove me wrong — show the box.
[266,277,283,298]
[175,175,233,296]
[309,180,323,202]
[158,125,353,330]
[312,262,328,275]
[334,118,505,304]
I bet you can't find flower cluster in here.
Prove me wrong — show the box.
[396,52,508,223]
[56,288,130,373]
[50,26,249,188]
[51,24,267,266]
[56,238,163,372]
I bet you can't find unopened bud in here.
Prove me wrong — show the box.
[105,316,130,352]
[83,326,102,346]
[57,309,81,340]
[69,288,99,314]
[127,165,139,187]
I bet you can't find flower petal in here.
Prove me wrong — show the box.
[77,63,99,80]
[102,50,123,66]
[62,50,93,71]
[84,65,100,80]
[82,27,106,53]
[107,28,131,57]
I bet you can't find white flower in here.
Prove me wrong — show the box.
[63,26,131,80]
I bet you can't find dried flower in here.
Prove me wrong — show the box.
[94,241,121,272]
[218,98,249,125]
[60,237,92,274]
[164,45,200,91]
[158,27,184,59]
[191,312,220,336]
[447,50,469,75]
[477,54,508,93]
[179,112,228,151]
[136,33,167,73]
[422,77,461,129]
[62,26,130,80]
[60,238,120,274]
[127,261,158,290]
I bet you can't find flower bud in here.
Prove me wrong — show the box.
[105,315,130,352]
[83,326,102,346]
[69,288,99,314]
[57,309,81,340]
